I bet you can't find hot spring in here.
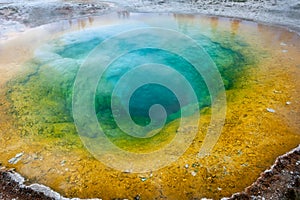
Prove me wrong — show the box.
[0,13,299,199]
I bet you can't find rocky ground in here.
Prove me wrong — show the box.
[228,145,300,200]
[0,167,54,200]
[0,0,300,199]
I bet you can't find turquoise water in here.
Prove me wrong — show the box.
[7,20,253,148]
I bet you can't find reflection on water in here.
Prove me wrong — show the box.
[230,18,240,36]
[117,10,130,18]
[210,16,219,33]
[0,13,300,199]
[68,16,95,30]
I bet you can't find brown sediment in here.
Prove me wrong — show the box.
[0,14,299,200]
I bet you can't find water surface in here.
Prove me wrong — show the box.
[0,13,300,199]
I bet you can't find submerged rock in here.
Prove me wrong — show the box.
[280,42,287,46]
[191,171,197,176]
[134,195,141,200]
[15,152,23,158]
[266,108,275,113]
[8,152,24,164]
[140,177,147,182]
